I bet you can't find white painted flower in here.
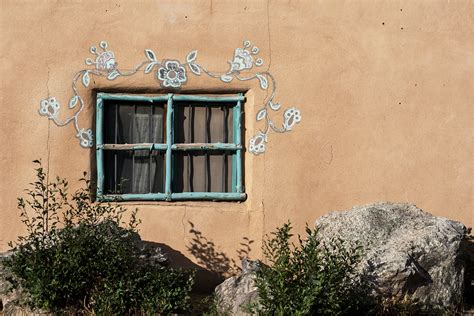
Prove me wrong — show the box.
[77,128,93,148]
[283,108,302,131]
[230,48,254,72]
[249,132,267,155]
[95,51,116,70]
[38,97,60,120]
[157,60,187,88]
[85,41,116,71]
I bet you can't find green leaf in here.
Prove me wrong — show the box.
[256,73,268,90]
[107,70,120,80]
[145,49,157,62]
[82,71,90,87]
[144,62,156,74]
[186,50,198,63]
[68,95,79,109]
[256,109,267,121]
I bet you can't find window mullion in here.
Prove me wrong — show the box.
[223,105,228,192]
[205,104,210,192]
[96,94,104,197]
[149,104,153,193]
[165,94,174,200]
[188,105,192,192]
[233,97,243,193]
[131,104,136,193]
[114,103,118,193]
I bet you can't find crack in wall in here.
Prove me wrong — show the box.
[260,0,273,244]
[46,65,51,185]
[266,0,273,72]
[181,205,187,247]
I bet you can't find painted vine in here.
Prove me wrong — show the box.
[38,40,301,155]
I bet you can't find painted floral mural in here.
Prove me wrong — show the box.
[38,40,301,155]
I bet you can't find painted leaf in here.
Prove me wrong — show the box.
[269,101,281,111]
[220,74,233,83]
[82,71,90,87]
[189,63,201,75]
[256,109,267,121]
[144,62,155,74]
[145,49,157,62]
[107,70,120,80]
[186,50,198,63]
[256,74,268,90]
[68,95,78,109]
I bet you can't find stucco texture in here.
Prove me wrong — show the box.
[1,0,473,278]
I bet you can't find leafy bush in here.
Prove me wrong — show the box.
[4,161,194,314]
[249,222,375,315]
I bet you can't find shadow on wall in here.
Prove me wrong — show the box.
[143,221,254,293]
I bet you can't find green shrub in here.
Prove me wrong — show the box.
[4,161,193,314]
[250,222,375,315]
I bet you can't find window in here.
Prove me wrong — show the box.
[96,93,245,201]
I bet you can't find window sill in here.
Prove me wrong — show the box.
[97,192,247,202]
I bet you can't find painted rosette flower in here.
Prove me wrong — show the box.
[230,48,254,72]
[283,107,302,131]
[39,97,60,120]
[96,51,116,70]
[157,60,187,88]
[77,128,93,148]
[86,41,117,71]
[249,132,267,155]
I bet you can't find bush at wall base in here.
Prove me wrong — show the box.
[246,222,376,315]
[3,161,194,314]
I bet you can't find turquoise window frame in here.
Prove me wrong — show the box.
[96,92,246,202]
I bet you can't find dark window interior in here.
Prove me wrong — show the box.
[102,98,237,195]
[173,150,233,193]
[104,101,165,144]
[173,102,233,143]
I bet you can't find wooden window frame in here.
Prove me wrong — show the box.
[96,92,246,202]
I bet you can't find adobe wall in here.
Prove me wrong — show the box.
[1,0,472,275]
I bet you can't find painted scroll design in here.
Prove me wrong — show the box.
[38,40,301,155]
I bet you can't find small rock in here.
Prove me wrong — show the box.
[214,260,261,315]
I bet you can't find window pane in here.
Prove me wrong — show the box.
[103,150,165,194]
[173,150,233,193]
[174,102,233,143]
[117,103,134,143]
[134,105,165,143]
[103,101,164,144]
[133,150,149,193]
[103,103,117,144]
[151,152,165,193]
[103,150,133,194]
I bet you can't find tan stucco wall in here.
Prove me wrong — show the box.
[1,0,473,276]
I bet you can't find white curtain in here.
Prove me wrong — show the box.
[132,113,163,193]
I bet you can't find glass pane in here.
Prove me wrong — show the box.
[174,102,233,143]
[134,105,165,143]
[103,100,165,144]
[103,103,117,144]
[133,150,149,193]
[151,110,164,143]
[103,150,165,194]
[103,150,133,194]
[151,152,165,193]
[172,150,233,193]
[118,103,134,144]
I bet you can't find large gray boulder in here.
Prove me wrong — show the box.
[315,202,467,309]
